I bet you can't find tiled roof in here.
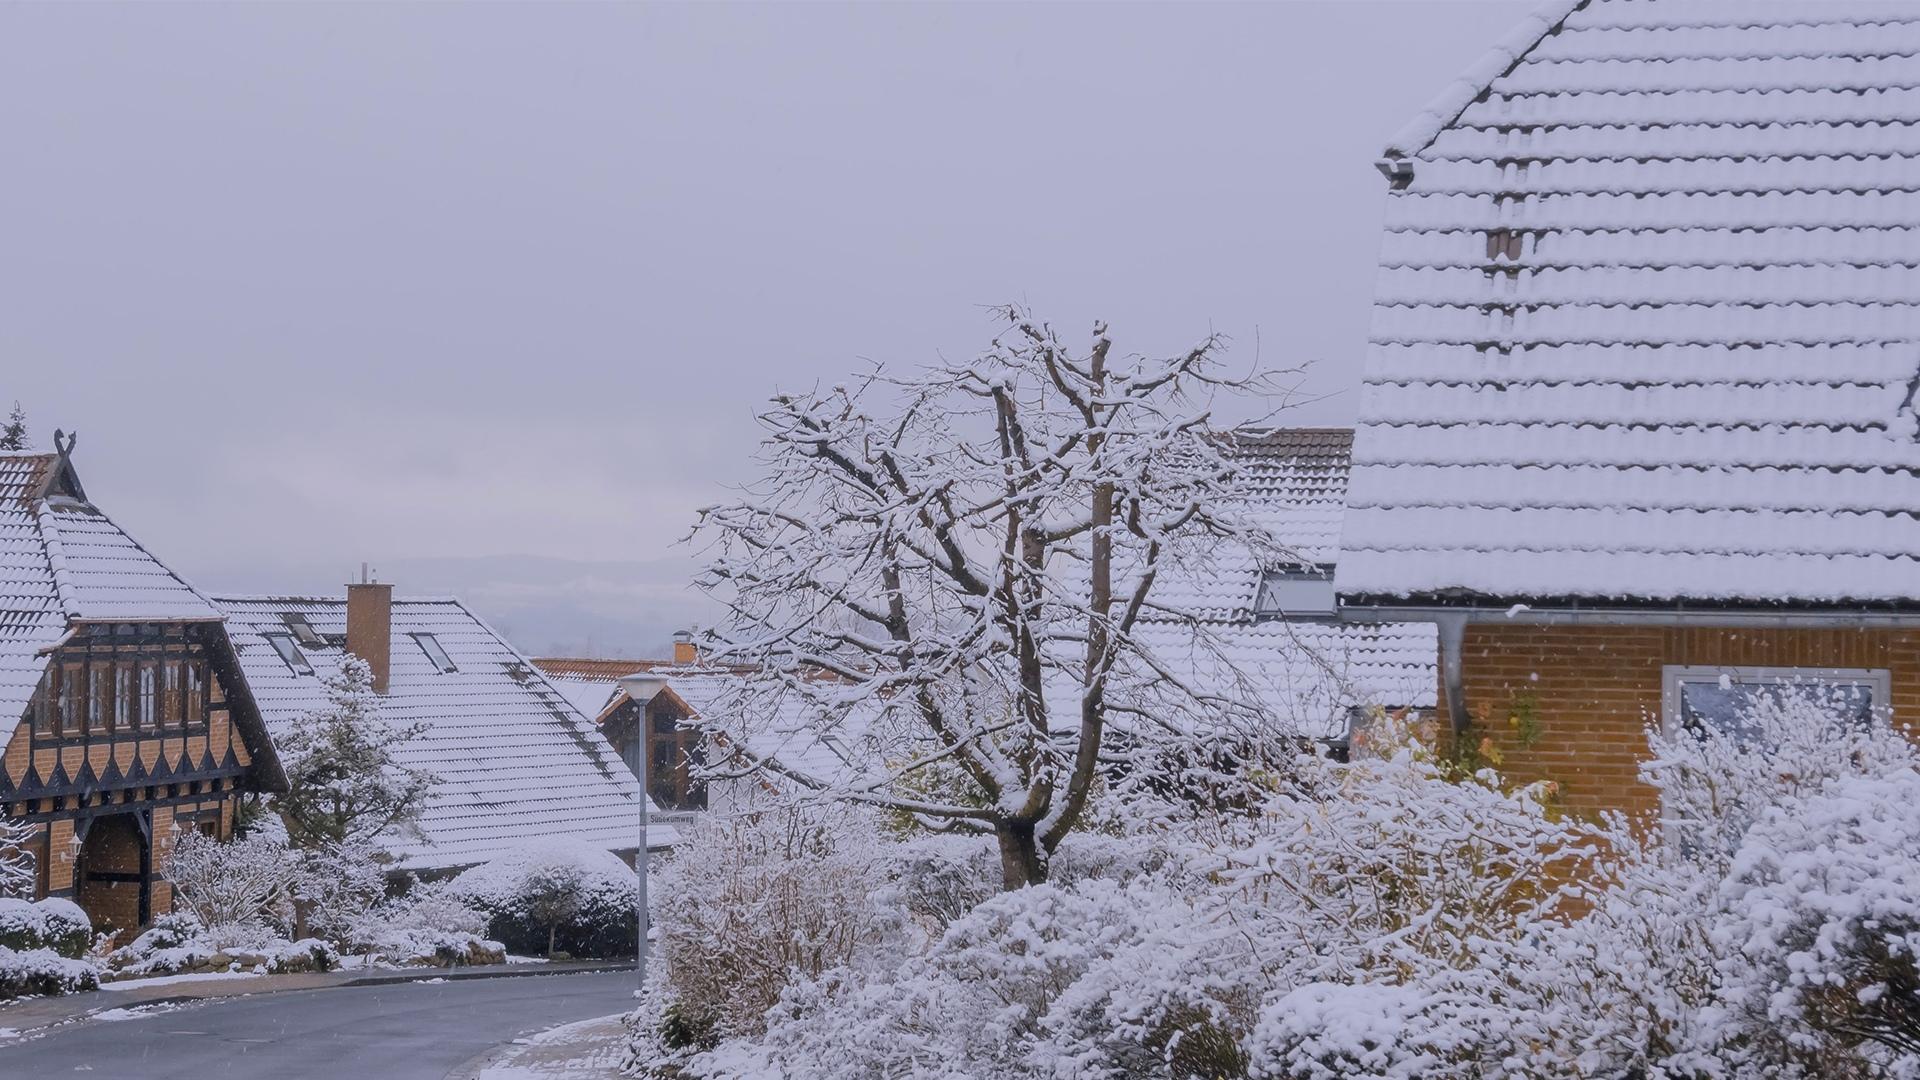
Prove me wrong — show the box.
[218,597,662,869]
[1155,429,1356,621]
[1,451,224,742]
[1342,0,1920,605]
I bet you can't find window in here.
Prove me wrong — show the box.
[645,698,707,811]
[281,612,326,648]
[88,664,108,735]
[114,665,131,731]
[184,661,204,726]
[138,663,157,730]
[411,633,457,673]
[1663,666,1890,743]
[161,660,182,729]
[1253,565,1337,617]
[265,633,314,675]
[59,664,82,737]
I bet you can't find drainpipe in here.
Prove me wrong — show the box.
[1436,613,1469,739]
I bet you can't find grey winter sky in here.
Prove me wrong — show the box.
[2,0,1529,658]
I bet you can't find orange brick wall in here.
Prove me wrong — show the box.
[1437,624,1920,816]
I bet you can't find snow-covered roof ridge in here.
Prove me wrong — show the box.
[1345,0,1920,606]
[1383,0,1585,161]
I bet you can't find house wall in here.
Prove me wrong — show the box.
[1436,624,1920,816]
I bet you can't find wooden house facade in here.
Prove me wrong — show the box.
[1,439,284,935]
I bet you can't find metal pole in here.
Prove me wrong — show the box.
[636,708,649,996]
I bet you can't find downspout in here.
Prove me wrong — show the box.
[1435,613,1469,739]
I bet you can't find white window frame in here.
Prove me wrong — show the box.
[1660,664,1891,734]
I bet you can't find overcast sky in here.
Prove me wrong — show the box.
[1,0,1529,658]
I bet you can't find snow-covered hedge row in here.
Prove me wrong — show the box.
[450,839,639,959]
[0,897,99,998]
[628,692,1920,1079]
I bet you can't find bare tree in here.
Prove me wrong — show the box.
[694,307,1299,889]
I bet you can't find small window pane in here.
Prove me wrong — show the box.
[138,664,157,730]
[185,662,204,725]
[411,633,457,673]
[114,665,131,730]
[88,665,107,734]
[162,661,182,729]
[266,634,314,675]
[282,613,326,648]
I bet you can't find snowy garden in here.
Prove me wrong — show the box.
[625,690,1920,1080]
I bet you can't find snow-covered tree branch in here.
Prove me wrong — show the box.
[693,306,1304,888]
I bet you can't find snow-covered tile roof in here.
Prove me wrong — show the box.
[1,451,224,743]
[1343,0,1920,605]
[1127,619,1439,739]
[1154,429,1357,620]
[216,596,659,869]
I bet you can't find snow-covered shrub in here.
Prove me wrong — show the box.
[108,910,338,978]
[452,838,638,958]
[290,840,388,943]
[1711,767,1920,1073]
[166,829,294,929]
[0,816,37,900]
[650,803,900,1047]
[1245,982,1474,1080]
[350,881,503,966]
[0,945,99,998]
[0,897,91,959]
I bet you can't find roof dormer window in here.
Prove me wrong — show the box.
[264,633,314,675]
[411,633,457,673]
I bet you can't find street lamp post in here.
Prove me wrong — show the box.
[617,675,670,996]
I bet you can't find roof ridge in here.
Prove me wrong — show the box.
[210,593,467,605]
[1383,0,1587,162]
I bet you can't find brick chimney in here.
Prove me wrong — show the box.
[346,566,393,694]
[672,629,697,666]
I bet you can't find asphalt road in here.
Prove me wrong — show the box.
[0,970,638,1079]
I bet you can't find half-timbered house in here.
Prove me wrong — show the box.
[1,437,285,934]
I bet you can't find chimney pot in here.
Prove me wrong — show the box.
[347,580,394,693]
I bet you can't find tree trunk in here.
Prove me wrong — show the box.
[548,922,558,958]
[996,821,1047,890]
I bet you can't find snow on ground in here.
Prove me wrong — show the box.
[467,1012,629,1079]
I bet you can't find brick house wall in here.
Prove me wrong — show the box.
[1435,625,1920,816]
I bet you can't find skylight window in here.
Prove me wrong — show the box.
[1253,565,1337,617]
[412,633,457,673]
[281,612,326,648]
[264,633,314,675]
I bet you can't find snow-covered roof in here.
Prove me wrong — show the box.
[1342,0,1920,606]
[1,450,225,743]
[217,596,663,869]
[1153,429,1357,620]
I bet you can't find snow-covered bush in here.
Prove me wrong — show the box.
[349,881,503,967]
[1711,767,1920,1073]
[451,838,638,959]
[0,816,37,900]
[629,687,1920,1080]
[0,897,91,959]
[649,803,901,1048]
[0,945,99,998]
[108,910,337,978]
[167,829,294,929]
